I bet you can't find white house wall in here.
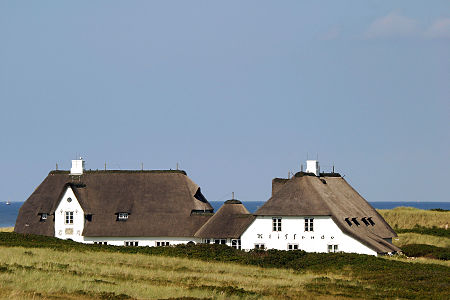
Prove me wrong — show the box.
[54,187,85,243]
[240,216,377,256]
[83,236,202,246]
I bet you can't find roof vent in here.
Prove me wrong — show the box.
[305,160,320,176]
[70,157,85,175]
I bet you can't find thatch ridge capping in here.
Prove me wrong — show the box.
[224,199,242,204]
[49,169,187,175]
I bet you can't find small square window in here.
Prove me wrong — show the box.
[328,244,339,253]
[40,213,48,221]
[254,243,265,250]
[231,239,241,250]
[125,241,138,246]
[288,244,299,250]
[118,213,129,220]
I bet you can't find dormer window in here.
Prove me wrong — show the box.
[367,217,375,226]
[117,212,129,221]
[351,218,360,226]
[361,217,370,226]
[344,218,352,226]
[40,213,48,221]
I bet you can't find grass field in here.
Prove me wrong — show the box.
[0,233,449,299]
[377,207,450,229]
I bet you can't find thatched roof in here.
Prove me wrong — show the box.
[257,175,400,254]
[195,199,255,239]
[15,170,213,238]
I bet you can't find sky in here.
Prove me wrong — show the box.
[0,1,449,204]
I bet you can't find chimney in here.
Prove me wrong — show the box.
[305,160,320,176]
[70,157,85,175]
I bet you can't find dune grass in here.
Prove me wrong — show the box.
[377,207,450,229]
[0,227,13,232]
[394,232,450,248]
[0,246,347,300]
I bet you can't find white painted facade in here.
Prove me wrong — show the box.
[54,187,85,243]
[83,236,202,246]
[240,216,377,256]
[306,160,320,176]
[70,158,85,175]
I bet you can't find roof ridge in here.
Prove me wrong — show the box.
[49,170,187,175]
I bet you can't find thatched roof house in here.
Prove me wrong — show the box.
[195,199,255,239]
[255,171,400,254]
[15,168,213,239]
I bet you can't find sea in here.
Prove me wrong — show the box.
[1,201,449,228]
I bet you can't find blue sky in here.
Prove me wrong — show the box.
[1,1,449,203]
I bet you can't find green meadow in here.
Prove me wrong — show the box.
[0,207,448,299]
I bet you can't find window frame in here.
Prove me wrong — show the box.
[118,212,129,221]
[254,243,265,250]
[156,241,170,247]
[304,218,314,232]
[231,239,241,250]
[213,239,226,245]
[328,244,339,253]
[272,217,282,232]
[287,243,299,251]
[124,241,139,246]
[65,211,74,224]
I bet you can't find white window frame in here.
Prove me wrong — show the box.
[327,244,339,253]
[304,218,314,232]
[272,217,282,232]
[288,243,299,251]
[94,241,108,245]
[156,241,170,247]
[40,213,48,221]
[124,241,139,246]
[203,239,211,244]
[65,211,74,224]
[118,212,129,220]
[214,239,226,245]
[254,243,265,250]
[231,239,241,250]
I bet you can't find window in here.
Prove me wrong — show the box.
[361,217,369,226]
[40,213,48,221]
[214,239,226,245]
[65,211,73,224]
[328,244,339,253]
[272,218,282,231]
[204,239,211,244]
[67,197,72,203]
[351,218,360,226]
[85,214,92,222]
[124,241,139,246]
[304,218,314,232]
[367,217,375,226]
[156,241,170,247]
[288,244,299,250]
[94,241,107,245]
[231,239,241,250]
[344,218,352,226]
[254,243,265,250]
[118,212,129,220]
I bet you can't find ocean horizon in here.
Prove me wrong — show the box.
[1,201,449,228]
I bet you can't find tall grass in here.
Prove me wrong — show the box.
[394,233,450,248]
[377,207,450,229]
[0,246,341,299]
[0,227,13,232]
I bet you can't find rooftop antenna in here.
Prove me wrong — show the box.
[301,164,303,172]
[56,163,58,170]
[232,192,235,200]
[332,163,335,173]
[141,162,144,171]
[104,162,107,171]
[316,153,319,160]
[176,162,179,170]
[288,171,290,179]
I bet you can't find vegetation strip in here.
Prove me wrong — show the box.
[0,232,449,299]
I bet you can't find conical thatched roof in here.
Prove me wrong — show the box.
[15,170,213,237]
[256,173,400,254]
[195,199,255,239]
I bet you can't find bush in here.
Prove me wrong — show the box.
[402,244,450,260]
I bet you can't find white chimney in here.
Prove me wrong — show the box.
[70,157,85,175]
[305,160,320,176]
